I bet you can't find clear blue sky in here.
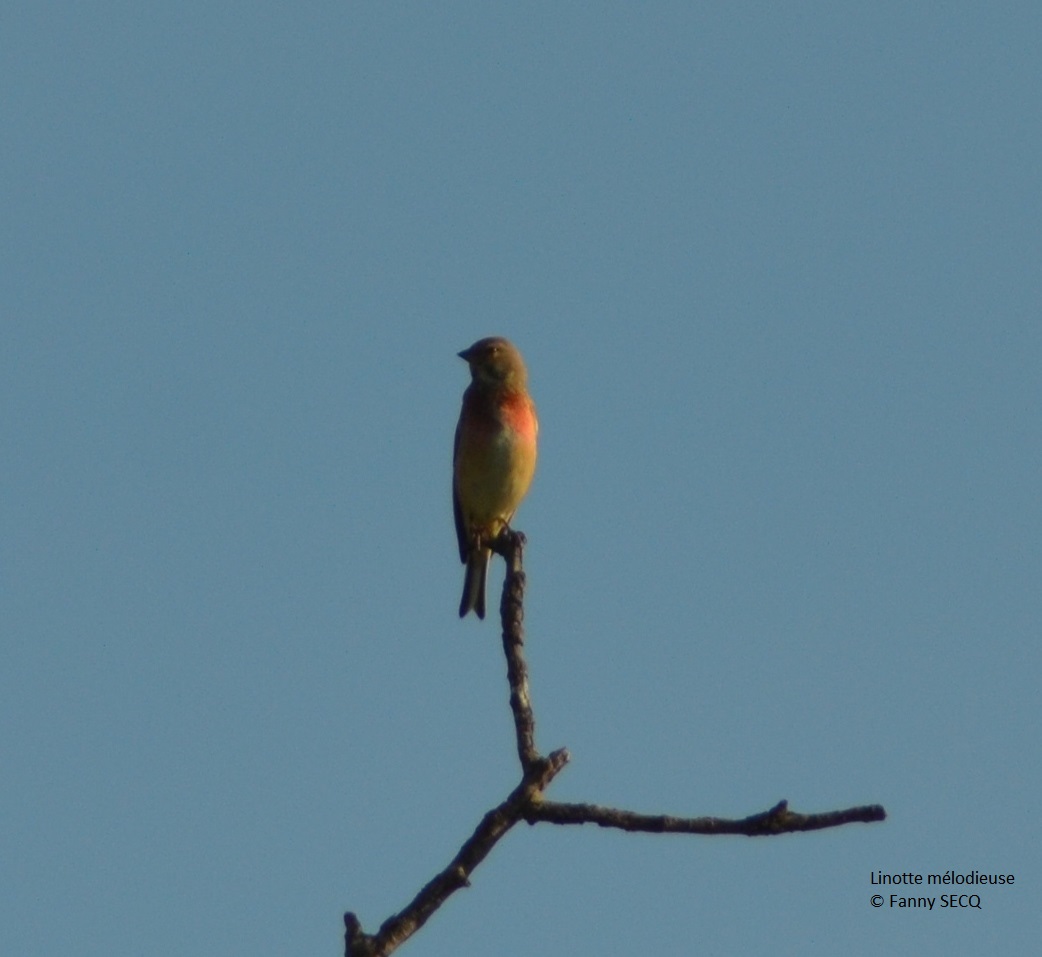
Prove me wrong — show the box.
[3,4,1039,955]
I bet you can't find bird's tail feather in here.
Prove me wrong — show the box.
[459,549,489,619]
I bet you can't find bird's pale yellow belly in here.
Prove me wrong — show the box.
[456,429,537,534]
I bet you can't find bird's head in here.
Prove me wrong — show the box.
[458,337,528,390]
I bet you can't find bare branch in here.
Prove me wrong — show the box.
[526,798,886,835]
[343,531,886,956]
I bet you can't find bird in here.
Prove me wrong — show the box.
[453,337,539,619]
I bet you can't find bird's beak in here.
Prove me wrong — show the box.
[457,348,471,362]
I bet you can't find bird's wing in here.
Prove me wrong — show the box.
[452,413,468,564]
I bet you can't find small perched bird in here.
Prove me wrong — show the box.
[453,337,539,619]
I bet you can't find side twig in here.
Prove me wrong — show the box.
[526,797,886,834]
